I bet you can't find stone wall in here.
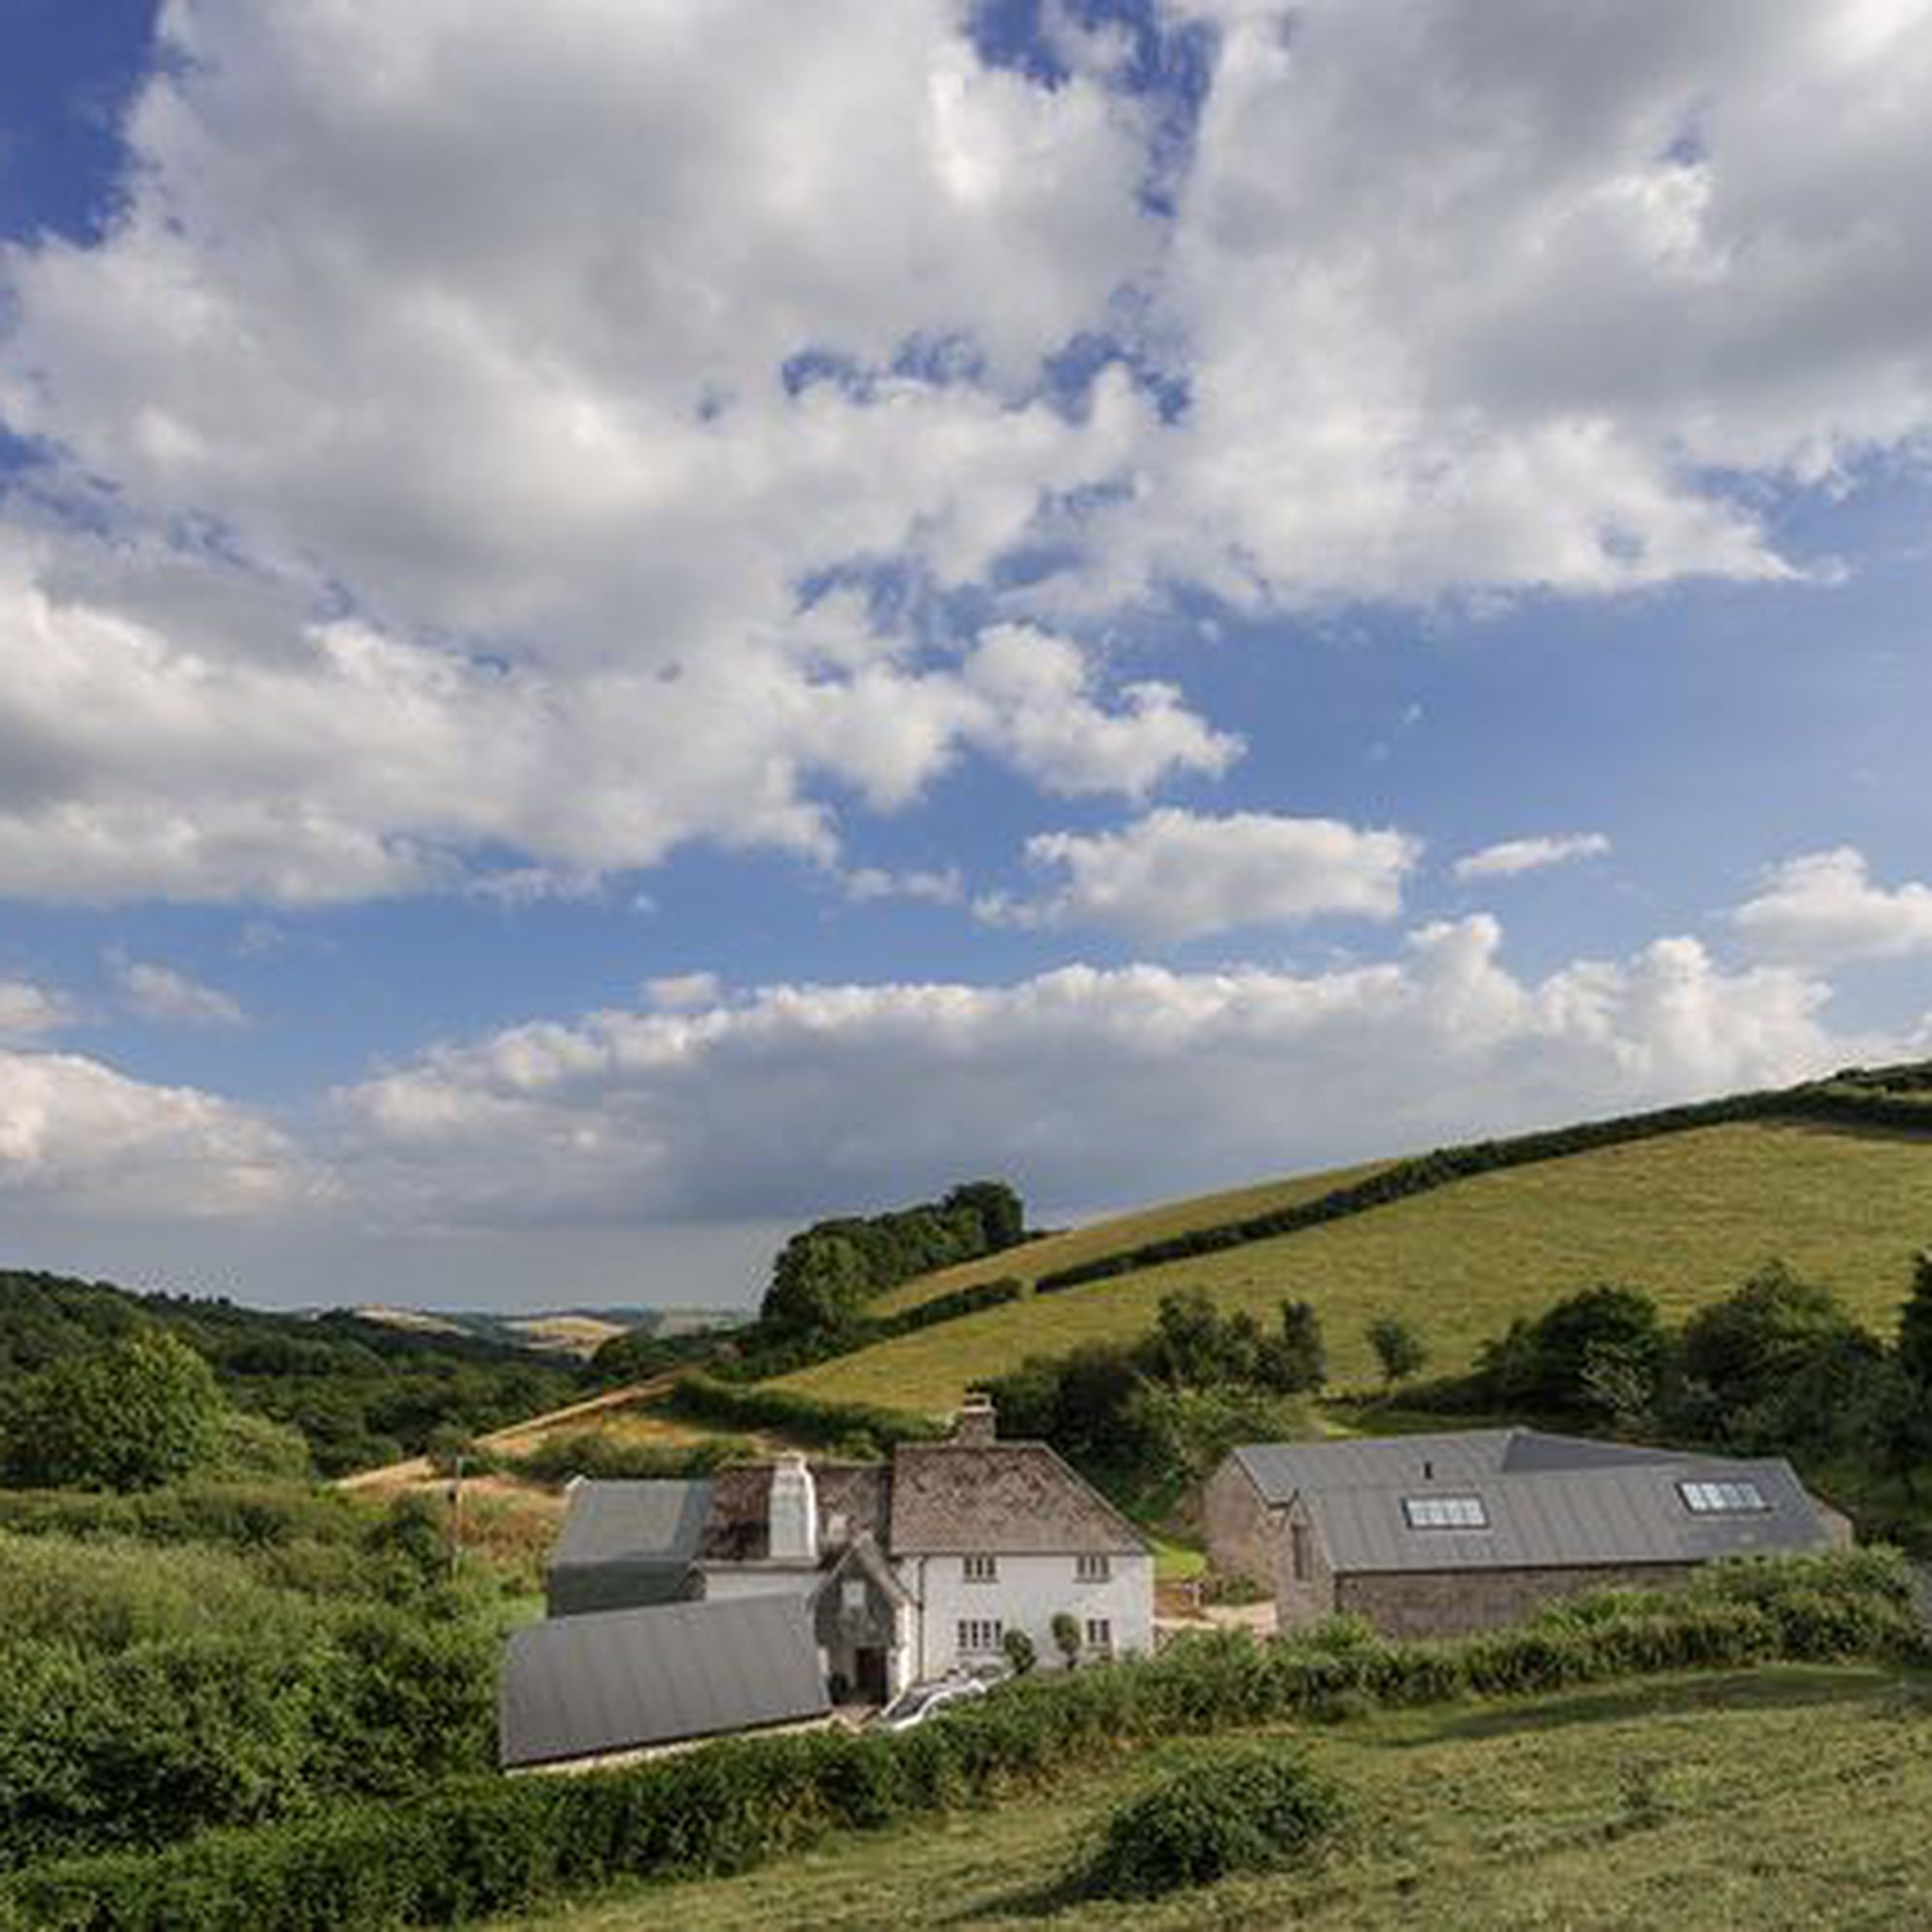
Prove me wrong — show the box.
[1202,1458,1334,1628]
[1336,1562,1699,1639]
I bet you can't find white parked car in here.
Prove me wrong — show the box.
[869,1668,1007,1732]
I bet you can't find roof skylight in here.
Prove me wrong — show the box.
[1402,1495,1488,1529]
[1678,1478,1769,1515]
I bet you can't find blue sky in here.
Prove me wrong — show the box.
[1,0,1929,1312]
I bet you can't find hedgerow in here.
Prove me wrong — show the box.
[1031,1079,1932,1296]
[713,1278,1025,1383]
[658,1375,946,1449]
[5,1549,1918,1930]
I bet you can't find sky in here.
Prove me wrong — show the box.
[1,0,1930,1315]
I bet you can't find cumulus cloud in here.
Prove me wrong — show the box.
[111,955,248,1027]
[0,1047,308,1216]
[987,809,1416,941]
[0,6,1927,905]
[1454,833,1613,881]
[0,978,79,1042]
[330,916,1868,1230]
[1733,847,1932,964]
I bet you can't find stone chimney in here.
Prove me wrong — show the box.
[953,1392,997,1447]
[768,1454,818,1563]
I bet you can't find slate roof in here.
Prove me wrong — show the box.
[700,1462,890,1561]
[548,1479,711,1574]
[499,1594,829,1769]
[1230,1430,1836,1574]
[890,1440,1151,1556]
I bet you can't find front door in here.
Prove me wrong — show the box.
[854,1645,889,1703]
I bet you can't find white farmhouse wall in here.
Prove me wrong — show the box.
[697,1565,817,1602]
[898,1553,1155,1681]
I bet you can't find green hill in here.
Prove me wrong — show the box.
[780,1113,1932,1415]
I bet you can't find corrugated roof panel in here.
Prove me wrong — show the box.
[499,1594,829,1769]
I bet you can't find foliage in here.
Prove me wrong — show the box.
[660,1376,945,1450]
[1365,1314,1427,1390]
[716,1279,1024,1383]
[1052,1611,1083,1670]
[759,1182,1025,1336]
[1896,1250,1932,1392]
[1476,1284,1668,1417]
[1001,1629,1038,1676]
[1268,1300,1328,1394]
[0,1268,580,1478]
[0,1331,224,1492]
[1083,1742,1347,1898]
[3,1550,1915,1929]
[507,1431,749,1487]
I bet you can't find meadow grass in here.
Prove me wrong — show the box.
[499,1663,1932,1930]
[782,1121,1932,1414]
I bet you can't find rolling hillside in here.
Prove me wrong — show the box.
[780,1117,1932,1415]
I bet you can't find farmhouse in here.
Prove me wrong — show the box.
[1203,1428,1850,1639]
[500,1395,1153,1768]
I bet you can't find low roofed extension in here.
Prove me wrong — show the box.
[500,1594,829,1770]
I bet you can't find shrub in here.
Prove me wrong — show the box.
[1084,1743,1347,1898]
[659,1377,944,1449]
[1002,1629,1038,1675]
[507,1431,746,1487]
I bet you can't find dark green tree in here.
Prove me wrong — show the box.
[1366,1314,1427,1393]
[1676,1261,1853,1428]
[1,1329,224,1491]
[1257,1300,1327,1395]
[1897,1249,1932,1393]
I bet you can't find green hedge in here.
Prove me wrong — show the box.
[6,1550,1919,1930]
[716,1278,1025,1384]
[1033,1078,1932,1296]
[658,1376,946,1449]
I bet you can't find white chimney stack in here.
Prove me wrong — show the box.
[768,1454,818,1563]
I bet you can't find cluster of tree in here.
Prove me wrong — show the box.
[1463,1255,1932,1495]
[1030,1061,1932,1297]
[758,1180,1026,1336]
[0,1270,579,1477]
[989,1290,1328,1492]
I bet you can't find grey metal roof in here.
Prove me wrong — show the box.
[1229,1430,1837,1573]
[1302,1457,1830,1573]
[549,1479,711,1573]
[1233,1430,1520,1502]
[499,1594,829,1769]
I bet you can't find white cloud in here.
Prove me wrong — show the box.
[841,867,966,907]
[643,972,723,1013]
[0,1047,308,1217]
[111,956,249,1028]
[0,978,78,1042]
[0,7,1925,906]
[330,915,1869,1230]
[989,809,1416,941]
[1454,833,1613,881]
[1733,847,1932,964]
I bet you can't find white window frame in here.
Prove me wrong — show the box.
[1084,1617,1113,1653]
[1402,1494,1489,1530]
[963,1553,999,1584]
[1075,1553,1111,1583]
[956,1617,1004,1656]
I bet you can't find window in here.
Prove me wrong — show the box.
[1289,1522,1310,1581]
[1679,1478,1769,1515]
[1075,1553,1111,1583]
[1402,1495,1489,1530]
[957,1618,1003,1655]
[963,1553,998,1583]
[1085,1618,1113,1652]
[841,1579,867,1612]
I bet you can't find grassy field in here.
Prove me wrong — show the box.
[782,1121,1932,1414]
[500,1664,1932,1930]
[871,1162,1389,1316]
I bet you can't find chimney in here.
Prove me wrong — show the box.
[953,1392,997,1447]
[1422,1459,1434,1482]
[768,1454,818,1563]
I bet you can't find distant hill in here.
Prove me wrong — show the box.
[347,1304,746,1361]
[781,1066,1932,1415]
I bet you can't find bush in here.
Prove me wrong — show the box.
[1002,1629,1038,1675]
[1084,1743,1347,1898]
[507,1431,747,1487]
[3,1549,1915,1927]
[659,1377,944,1450]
